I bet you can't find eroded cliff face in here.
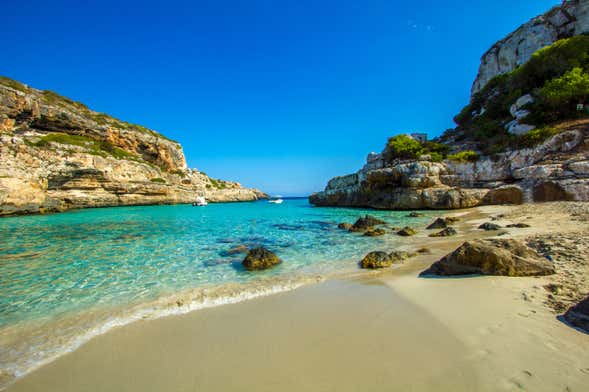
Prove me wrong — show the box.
[471,0,589,95]
[0,78,267,216]
[310,121,589,209]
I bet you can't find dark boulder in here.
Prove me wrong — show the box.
[338,222,352,230]
[349,215,386,232]
[426,218,448,229]
[397,226,417,236]
[478,222,502,231]
[421,239,556,277]
[360,251,395,269]
[429,227,457,237]
[242,247,282,271]
[563,295,589,333]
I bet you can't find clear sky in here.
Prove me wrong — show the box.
[2,0,557,196]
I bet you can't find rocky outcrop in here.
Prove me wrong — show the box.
[310,122,589,209]
[471,0,589,95]
[0,77,267,216]
[242,247,282,271]
[421,239,556,277]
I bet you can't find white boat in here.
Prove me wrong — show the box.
[193,196,208,206]
[268,198,283,204]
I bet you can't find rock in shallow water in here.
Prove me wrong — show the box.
[242,247,282,271]
[338,222,352,230]
[364,228,386,237]
[421,238,556,277]
[349,215,386,232]
[360,251,395,269]
[563,295,589,333]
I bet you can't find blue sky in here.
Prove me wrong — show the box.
[2,0,557,196]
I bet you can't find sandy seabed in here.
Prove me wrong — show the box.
[5,202,589,392]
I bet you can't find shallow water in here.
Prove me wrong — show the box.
[0,199,434,384]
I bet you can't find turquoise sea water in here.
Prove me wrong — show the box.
[0,199,434,384]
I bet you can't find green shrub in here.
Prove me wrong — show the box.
[453,35,589,138]
[511,127,560,149]
[384,135,424,161]
[0,76,28,92]
[150,177,166,183]
[539,67,589,106]
[447,150,479,163]
[429,152,444,162]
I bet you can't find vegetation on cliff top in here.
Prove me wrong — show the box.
[449,36,589,154]
[0,75,179,144]
[384,135,450,163]
[26,132,144,162]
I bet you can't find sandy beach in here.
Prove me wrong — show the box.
[4,202,589,392]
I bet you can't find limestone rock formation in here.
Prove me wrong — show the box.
[471,1,589,95]
[310,122,589,209]
[242,247,282,271]
[0,77,267,215]
[420,239,556,277]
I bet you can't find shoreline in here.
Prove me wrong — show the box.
[3,202,589,391]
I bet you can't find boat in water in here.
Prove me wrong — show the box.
[269,198,283,204]
[192,196,208,206]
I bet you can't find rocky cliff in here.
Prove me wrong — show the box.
[310,120,589,209]
[311,1,589,210]
[472,0,589,95]
[0,77,267,216]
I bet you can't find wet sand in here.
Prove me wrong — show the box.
[6,203,589,391]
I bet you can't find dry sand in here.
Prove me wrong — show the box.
[5,202,589,392]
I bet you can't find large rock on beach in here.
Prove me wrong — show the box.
[563,295,589,333]
[242,247,282,271]
[421,238,556,277]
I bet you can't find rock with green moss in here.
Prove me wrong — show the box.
[360,251,394,269]
[242,247,282,271]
